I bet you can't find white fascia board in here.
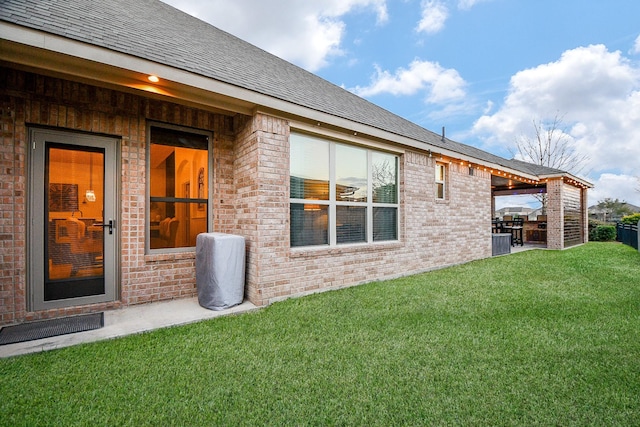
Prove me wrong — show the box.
[289,120,406,154]
[289,117,538,179]
[539,172,593,188]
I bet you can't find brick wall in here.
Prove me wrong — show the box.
[254,147,492,306]
[0,90,25,325]
[234,113,291,305]
[1,66,494,325]
[0,68,239,324]
[546,178,564,250]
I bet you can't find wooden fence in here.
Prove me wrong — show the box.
[616,221,639,251]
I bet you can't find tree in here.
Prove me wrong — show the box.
[372,158,397,202]
[595,198,633,222]
[514,113,589,174]
[512,113,589,213]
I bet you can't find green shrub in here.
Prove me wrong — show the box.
[590,225,616,241]
[588,219,609,241]
[589,218,605,230]
[620,213,640,225]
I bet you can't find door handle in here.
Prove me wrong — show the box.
[101,219,115,235]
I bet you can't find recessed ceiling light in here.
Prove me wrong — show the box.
[148,75,160,83]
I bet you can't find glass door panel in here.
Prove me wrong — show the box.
[29,128,118,311]
[45,145,105,300]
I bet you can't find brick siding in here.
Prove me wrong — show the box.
[1,66,493,325]
[545,179,564,250]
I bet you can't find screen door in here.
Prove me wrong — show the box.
[29,128,119,310]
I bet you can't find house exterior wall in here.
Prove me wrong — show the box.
[545,178,589,250]
[0,66,493,325]
[253,150,492,306]
[0,68,239,324]
[233,113,291,304]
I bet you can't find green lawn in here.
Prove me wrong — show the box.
[2,242,639,426]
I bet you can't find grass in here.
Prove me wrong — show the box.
[1,242,639,426]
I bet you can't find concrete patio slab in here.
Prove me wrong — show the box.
[0,298,259,358]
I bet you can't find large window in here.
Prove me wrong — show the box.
[148,124,211,251]
[290,133,399,247]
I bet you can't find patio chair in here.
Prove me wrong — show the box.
[510,218,524,246]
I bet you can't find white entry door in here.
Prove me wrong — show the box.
[29,128,119,310]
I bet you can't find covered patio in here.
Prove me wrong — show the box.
[489,162,592,252]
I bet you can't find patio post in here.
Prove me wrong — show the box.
[545,178,563,249]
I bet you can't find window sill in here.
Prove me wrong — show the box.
[144,250,196,264]
[290,240,403,258]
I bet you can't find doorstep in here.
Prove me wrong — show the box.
[0,298,258,358]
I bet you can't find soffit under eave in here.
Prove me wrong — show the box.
[2,31,431,156]
[0,39,258,118]
[3,33,427,159]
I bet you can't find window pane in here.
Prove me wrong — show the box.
[436,164,445,182]
[149,201,206,249]
[336,206,366,244]
[336,144,367,202]
[373,207,397,241]
[372,152,397,203]
[149,126,209,251]
[290,203,328,247]
[290,134,329,200]
[46,147,105,289]
[150,145,208,198]
[435,164,445,199]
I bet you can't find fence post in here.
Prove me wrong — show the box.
[637,220,640,253]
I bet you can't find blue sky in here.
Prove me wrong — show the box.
[162,0,640,209]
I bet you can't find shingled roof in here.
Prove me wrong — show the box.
[0,0,580,180]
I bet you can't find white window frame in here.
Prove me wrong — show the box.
[435,162,446,200]
[290,134,399,248]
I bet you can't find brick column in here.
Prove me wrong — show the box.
[0,99,26,325]
[546,178,564,249]
[234,113,290,306]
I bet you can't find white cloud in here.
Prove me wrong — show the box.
[473,44,640,204]
[457,0,488,10]
[351,59,467,103]
[631,34,640,55]
[415,0,486,31]
[472,44,640,188]
[416,0,449,34]
[482,100,494,115]
[161,0,388,72]
[589,174,640,207]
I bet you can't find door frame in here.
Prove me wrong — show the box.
[27,127,121,311]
